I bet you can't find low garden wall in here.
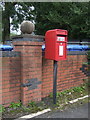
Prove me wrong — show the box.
[1,35,88,107]
[42,52,88,98]
[1,51,21,107]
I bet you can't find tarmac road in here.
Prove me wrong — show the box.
[35,102,89,119]
[16,102,89,120]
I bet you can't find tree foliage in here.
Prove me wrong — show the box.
[2,2,33,43]
[32,2,89,39]
[1,2,89,43]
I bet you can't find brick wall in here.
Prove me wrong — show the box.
[42,59,53,98]
[42,52,88,98]
[57,54,88,90]
[0,53,2,106]
[1,51,21,107]
[1,35,88,107]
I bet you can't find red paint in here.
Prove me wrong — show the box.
[45,29,68,61]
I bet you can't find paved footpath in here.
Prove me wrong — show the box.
[35,102,89,119]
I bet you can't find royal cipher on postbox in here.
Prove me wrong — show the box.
[45,29,68,61]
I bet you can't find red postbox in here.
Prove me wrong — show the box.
[45,29,68,61]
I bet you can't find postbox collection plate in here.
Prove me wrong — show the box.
[57,37,65,42]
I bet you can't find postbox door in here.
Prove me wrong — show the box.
[59,43,64,56]
[57,42,66,60]
[56,38,67,61]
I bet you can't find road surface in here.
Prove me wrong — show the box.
[35,102,89,119]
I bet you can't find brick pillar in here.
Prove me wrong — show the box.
[12,35,44,105]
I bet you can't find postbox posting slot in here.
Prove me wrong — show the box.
[57,34,66,37]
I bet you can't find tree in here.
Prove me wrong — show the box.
[32,2,89,39]
[2,2,89,43]
[2,2,33,43]
[32,3,72,35]
[69,2,89,39]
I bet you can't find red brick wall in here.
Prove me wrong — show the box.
[42,54,88,98]
[0,55,2,106]
[1,52,21,107]
[57,55,88,90]
[1,36,88,107]
[42,59,53,98]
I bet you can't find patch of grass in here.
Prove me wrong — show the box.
[9,101,21,109]
[48,84,88,109]
[21,106,32,112]
[27,101,46,113]
[28,101,36,107]
[0,105,5,113]
[3,101,47,118]
[73,86,84,93]
[50,85,86,100]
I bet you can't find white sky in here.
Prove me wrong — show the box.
[10,23,21,35]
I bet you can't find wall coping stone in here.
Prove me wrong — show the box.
[67,51,88,55]
[12,34,44,42]
[0,51,21,57]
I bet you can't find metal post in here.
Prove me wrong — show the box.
[53,60,58,104]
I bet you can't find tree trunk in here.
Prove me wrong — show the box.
[2,3,10,44]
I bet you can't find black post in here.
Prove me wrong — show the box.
[53,60,58,104]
